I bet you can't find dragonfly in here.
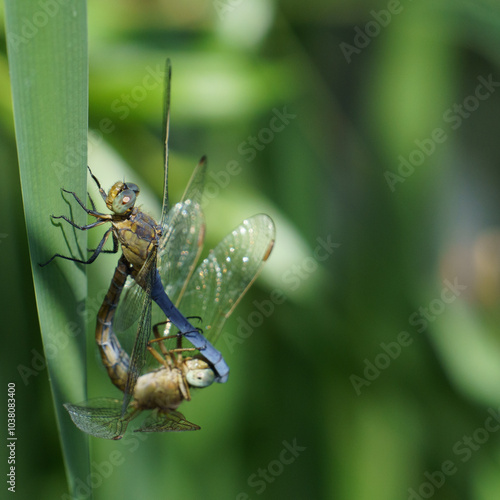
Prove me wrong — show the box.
[41,61,230,405]
[64,210,275,439]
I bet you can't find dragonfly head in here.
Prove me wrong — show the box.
[184,358,215,388]
[106,181,140,215]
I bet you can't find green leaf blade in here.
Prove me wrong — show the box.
[5,1,90,498]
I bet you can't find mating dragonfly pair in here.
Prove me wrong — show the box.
[42,62,275,439]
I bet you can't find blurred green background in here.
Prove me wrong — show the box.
[4,0,500,499]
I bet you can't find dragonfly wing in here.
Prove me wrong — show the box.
[157,200,205,305]
[135,409,200,432]
[113,277,144,334]
[160,60,172,224]
[179,156,207,206]
[160,155,207,231]
[157,157,207,303]
[64,398,136,440]
[180,214,275,346]
[121,252,155,415]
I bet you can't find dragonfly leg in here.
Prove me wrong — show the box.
[150,330,198,358]
[176,368,191,401]
[149,336,198,352]
[152,316,202,336]
[60,188,108,218]
[87,191,97,212]
[146,344,170,368]
[151,319,202,356]
[88,233,119,255]
[152,320,171,338]
[40,227,113,266]
[152,320,173,356]
[50,214,107,231]
[87,166,108,202]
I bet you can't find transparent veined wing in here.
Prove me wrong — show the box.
[136,409,200,432]
[156,200,205,305]
[178,214,275,348]
[160,59,172,225]
[120,254,154,414]
[64,398,137,440]
[157,157,207,302]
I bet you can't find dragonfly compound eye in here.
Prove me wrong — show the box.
[185,359,215,388]
[125,182,140,195]
[112,189,137,214]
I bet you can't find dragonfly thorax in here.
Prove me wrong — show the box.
[133,369,185,411]
[114,210,159,277]
[106,181,140,215]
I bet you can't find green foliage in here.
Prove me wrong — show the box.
[3,1,89,498]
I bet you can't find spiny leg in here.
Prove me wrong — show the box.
[149,335,198,354]
[50,214,108,232]
[146,344,171,368]
[87,191,97,212]
[88,232,119,255]
[152,320,172,357]
[152,318,202,357]
[152,316,202,334]
[40,227,113,267]
[171,328,204,365]
[150,329,198,365]
[147,334,196,380]
[60,188,109,218]
[88,166,108,202]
